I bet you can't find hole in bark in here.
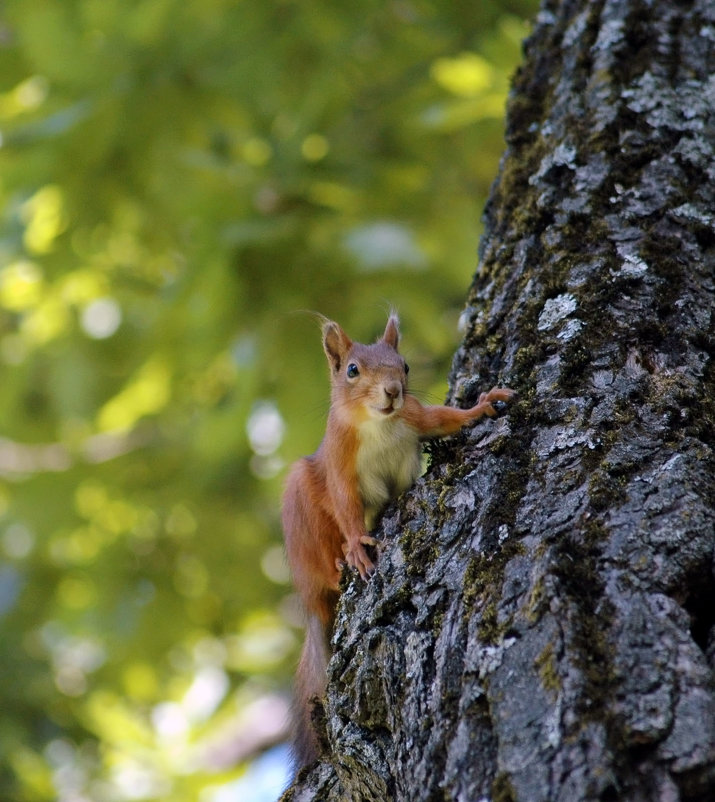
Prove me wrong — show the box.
[676,764,715,802]
[680,788,715,802]
[599,785,618,802]
[681,571,715,655]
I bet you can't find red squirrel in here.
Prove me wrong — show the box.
[282,312,515,768]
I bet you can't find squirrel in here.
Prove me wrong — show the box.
[282,312,515,768]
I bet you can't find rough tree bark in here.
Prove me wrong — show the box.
[280,1,715,800]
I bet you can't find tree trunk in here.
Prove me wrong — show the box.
[280,1,715,799]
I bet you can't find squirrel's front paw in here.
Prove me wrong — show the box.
[476,387,516,416]
[343,536,377,580]
[482,387,516,404]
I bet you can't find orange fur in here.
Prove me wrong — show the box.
[282,312,515,767]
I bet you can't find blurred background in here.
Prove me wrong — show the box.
[0,0,537,799]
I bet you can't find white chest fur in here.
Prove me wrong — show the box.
[356,416,421,529]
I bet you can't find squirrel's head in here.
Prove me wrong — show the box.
[322,313,409,421]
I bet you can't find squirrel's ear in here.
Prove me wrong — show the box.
[382,312,400,350]
[322,320,352,373]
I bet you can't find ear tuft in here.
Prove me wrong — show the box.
[382,312,400,350]
[322,320,352,373]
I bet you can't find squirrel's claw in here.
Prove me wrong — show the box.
[343,538,376,580]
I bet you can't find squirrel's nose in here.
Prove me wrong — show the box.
[384,382,401,400]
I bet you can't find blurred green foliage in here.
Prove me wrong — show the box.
[0,0,536,799]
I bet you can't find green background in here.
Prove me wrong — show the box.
[0,1,537,799]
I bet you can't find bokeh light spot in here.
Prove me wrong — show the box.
[80,297,122,339]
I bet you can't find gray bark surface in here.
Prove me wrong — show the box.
[281,1,715,799]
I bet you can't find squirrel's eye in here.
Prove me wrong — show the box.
[346,363,360,379]
[404,362,410,375]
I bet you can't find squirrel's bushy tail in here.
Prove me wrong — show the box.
[291,612,331,769]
